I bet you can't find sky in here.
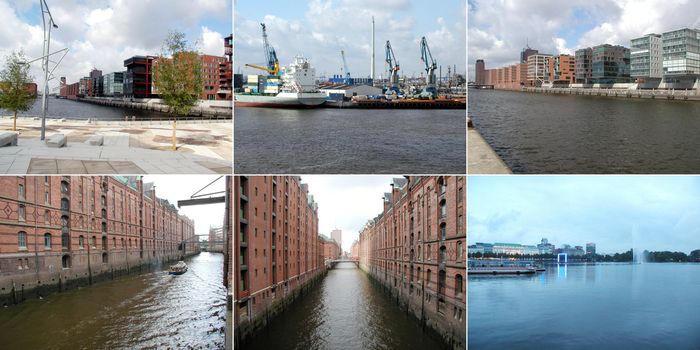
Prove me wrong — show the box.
[301,175,398,253]
[234,0,466,80]
[142,175,226,242]
[468,176,700,255]
[467,0,700,80]
[0,0,232,90]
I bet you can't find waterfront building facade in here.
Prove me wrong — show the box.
[492,243,539,255]
[102,72,125,97]
[661,28,700,89]
[586,243,596,255]
[527,54,553,86]
[475,59,486,85]
[0,176,196,305]
[358,176,466,349]
[321,235,341,260]
[548,54,576,84]
[521,46,538,64]
[575,47,593,84]
[631,33,663,85]
[234,176,324,344]
[537,238,555,254]
[124,55,157,99]
[591,44,631,84]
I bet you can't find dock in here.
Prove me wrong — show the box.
[468,119,511,174]
[322,98,465,109]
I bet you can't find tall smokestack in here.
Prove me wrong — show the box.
[371,16,375,82]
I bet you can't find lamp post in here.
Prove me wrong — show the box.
[40,0,58,141]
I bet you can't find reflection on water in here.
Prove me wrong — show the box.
[0,252,226,350]
[469,263,700,349]
[244,262,447,349]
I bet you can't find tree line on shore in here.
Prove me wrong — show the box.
[468,249,700,263]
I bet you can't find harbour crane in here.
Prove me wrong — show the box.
[340,49,351,81]
[246,23,280,75]
[420,36,437,98]
[385,40,401,95]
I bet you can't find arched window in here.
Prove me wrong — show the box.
[102,252,108,264]
[44,233,52,249]
[113,237,117,248]
[91,236,96,248]
[102,236,107,250]
[438,270,446,295]
[455,274,464,296]
[62,231,70,249]
[62,254,71,268]
[426,269,432,287]
[79,235,84,248]
[45,210,50,224]
[18,204,26,221]
[440,245,447,262]
[18,231,27,249]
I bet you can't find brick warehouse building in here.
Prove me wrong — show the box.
[0,176,196,305]
[358,176,466,349]
[234,176,325,346]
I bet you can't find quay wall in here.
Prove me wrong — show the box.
[75,97,232,118]
[488,86,700,101]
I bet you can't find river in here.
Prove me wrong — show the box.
[0,98,173,120]
[468,89,700,173]
[0,252,227,350]
[243,262,448,349]
[234,107,466,174]
[469,263,700,349]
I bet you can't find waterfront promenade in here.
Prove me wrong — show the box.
[468,119,511,174]
[0,117,232,174]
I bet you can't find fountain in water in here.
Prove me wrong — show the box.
[631,225,645,264]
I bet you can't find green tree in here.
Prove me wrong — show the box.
[0,51,36,131]
[153,31,203,116]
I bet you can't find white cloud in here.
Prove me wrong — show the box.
[0,0,231,90]
[468,0,700,80]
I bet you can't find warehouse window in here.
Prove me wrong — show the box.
[44,233,52,249]
[18,231,27,249]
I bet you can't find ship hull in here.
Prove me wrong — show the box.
[235,92,326,108]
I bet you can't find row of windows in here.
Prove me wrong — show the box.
[16,231,180,250]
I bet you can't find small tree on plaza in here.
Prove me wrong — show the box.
[0,51,36,131]
[153,31,203,115]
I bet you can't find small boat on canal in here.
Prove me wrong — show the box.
[168,261,188,275]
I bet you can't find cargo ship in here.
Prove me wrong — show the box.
[235,56,327,108]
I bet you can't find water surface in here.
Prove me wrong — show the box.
[469,263,700,349]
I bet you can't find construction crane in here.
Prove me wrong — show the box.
[340,50,351,81]
[420,36,437,98]
[385,40,400,95]
[246,23,280,75]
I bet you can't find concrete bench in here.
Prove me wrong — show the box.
[46,134,67,148]
[0,132,18,147]
[85,135,104,146]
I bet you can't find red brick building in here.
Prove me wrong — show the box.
[218,34,233,101]
[0,176,196,305]
[234,176,324,345]
[358,176,466,349]
[321,235,341,260]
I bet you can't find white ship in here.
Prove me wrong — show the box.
[236,56,326,108]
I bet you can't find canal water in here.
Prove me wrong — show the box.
[0,252,227,350]
[469,89,700,173]
[469,263,700,349]
[234,108,466,174]
[243,262,448,350]
[0,98,172,120]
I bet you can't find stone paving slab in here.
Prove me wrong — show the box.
[468,127,511,174]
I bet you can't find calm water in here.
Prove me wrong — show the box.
[469,89,700,173]
[234,107,466,174]
[469,263,700,349]
[0,98,173,120]
[0,252,227,349]
[243,262,447,350]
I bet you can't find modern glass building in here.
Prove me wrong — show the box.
[102,72,125,97]
[574,48,592,84]
[630,34,663,79]
[527,53,552,86]
[590,44,631,84]
[662,28,700,78]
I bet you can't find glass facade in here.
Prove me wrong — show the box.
[662,28,700,76]
[631,34,663,78]
[590,44,631,84]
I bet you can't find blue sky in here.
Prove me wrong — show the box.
[0,0,232,88]
[235,0,466,79]
[467,0,700,80]
[468,176,700,254]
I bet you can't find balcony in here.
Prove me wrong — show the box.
[239,186,248,202]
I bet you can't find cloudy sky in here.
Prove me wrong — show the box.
[468,0,700,80]
[0,0,231,90]
[234,0,466,80]
[301,175,398,252]
[468,176,700,255]
[143,175,226,241]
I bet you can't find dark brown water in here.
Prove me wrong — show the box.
[242,262,448,350]
[469,89,700,173]
[234,108,466,174]
[0,252,226,350]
